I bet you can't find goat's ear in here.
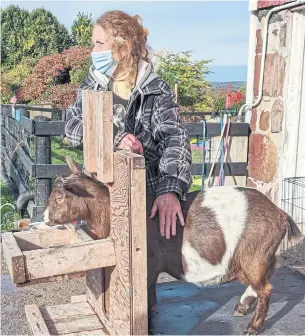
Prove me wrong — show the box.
[66,156,80,174]
[63,182,93,198]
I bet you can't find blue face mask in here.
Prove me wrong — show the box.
[91,50,118,77]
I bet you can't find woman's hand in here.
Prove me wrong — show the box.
[150,192,185,239]
[118,133,143,154]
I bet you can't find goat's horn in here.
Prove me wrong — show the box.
[66,156,80,174]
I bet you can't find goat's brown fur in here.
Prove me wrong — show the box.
[44,158,304,336]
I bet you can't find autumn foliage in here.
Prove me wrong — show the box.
[17,46,91,108]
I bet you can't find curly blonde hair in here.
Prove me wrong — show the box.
[96,10,147,87]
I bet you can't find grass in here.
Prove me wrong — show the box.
[0,179,21,232]
[51,137,83,164]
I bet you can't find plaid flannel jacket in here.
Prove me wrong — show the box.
[65,64,192,200]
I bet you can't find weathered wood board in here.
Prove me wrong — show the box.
[2,224,116,284]
[86,151,148,335]
[25,302,107,335]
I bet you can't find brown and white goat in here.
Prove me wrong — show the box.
[44,158,304,335]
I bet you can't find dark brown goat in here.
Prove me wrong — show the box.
[44,158,304,335]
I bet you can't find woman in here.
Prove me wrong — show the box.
[65,10,192,240]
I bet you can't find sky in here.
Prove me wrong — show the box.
[2,0,250,82]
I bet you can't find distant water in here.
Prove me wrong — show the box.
[206,64,247,82]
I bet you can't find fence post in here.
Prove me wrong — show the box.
[33,116,52,222]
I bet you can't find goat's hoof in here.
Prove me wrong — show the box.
[234,303,249,316]
[244,327,259,335]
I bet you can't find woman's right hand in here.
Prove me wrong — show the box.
[118,133,143,154]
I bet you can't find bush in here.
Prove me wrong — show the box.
[18,46,91,107]
[212,87,245,112]
[0,58,34,103]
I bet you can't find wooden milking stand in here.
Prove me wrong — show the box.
[82,90,148,335]
[1,91,148,335]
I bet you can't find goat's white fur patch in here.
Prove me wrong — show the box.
[240,285,257,304]
[182,186,247,285]
[43,208,50,223]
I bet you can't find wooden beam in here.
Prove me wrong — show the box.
[130,154,148,335]
[2,232,26,284]
[97,91,114,183]
[64,224,93,243]
[82,90,99,173]
[25,304,50,335]
[41,302,95,321]
[22,238,116,280]
[14,228,72,251]
[87,151,132,335]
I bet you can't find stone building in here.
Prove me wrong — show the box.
[245,0,305,205]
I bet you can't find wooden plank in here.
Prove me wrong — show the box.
[1,127,35,176]
[64,224,93,243]
[47,315,103,335]
[130,154,148,335]
[40,302,95,321]
[23,238,116,280]
[97,91,114,183]
[35,164,83,178]
[1,103,63,113]
[71,295,87,303]
[25,304,50,335]
[20,116,34,134]
[33,121,65,136]
[191,162,248,176]
[14,227,72,251]
[2,232,26,284]
[3,150,29,194]
[184,122,250,137]
[87,152,132,335]
[82,90,98,173]
[61,329,106,336]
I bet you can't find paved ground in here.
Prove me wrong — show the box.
[152,268,305,335]
[1,257,305,335]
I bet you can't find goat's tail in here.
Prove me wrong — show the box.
[286,215,304,247]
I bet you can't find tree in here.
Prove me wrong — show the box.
[1,5,72,69]
[23,8,72,60]
[1,5,29,69]
[154,50,213,111]
[71,12,94,47]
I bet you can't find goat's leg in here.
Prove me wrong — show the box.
[234,285,257,316]
[244,281,272,335]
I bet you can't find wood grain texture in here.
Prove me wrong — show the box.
[82,90,98,173]
[25,304,50,335]
[61,330,106,336]
[130,154,148,334]
[47,315,103,335]
[40,302,95,321]
[64,224,93,243]
[2,232,25,284]
[97,91,114,183]
[14,228,72,251]
[87,152,132,335]
[23,238,116,280]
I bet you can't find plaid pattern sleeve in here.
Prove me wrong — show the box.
[151,83,192,201]
[64,87,84,147]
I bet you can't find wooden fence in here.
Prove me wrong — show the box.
[1,104,250,222]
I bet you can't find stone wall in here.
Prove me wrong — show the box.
[247,8,292,203]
